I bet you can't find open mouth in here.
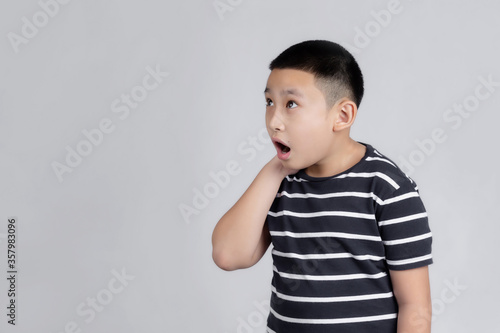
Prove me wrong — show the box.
[275,141,291,154]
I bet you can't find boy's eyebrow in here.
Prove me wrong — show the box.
[264,87,304,98]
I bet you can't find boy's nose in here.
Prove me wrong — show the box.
[268,110,285,132]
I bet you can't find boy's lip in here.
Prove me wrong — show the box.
[272,137,291,160]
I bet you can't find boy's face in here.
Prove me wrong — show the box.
[264,68,340,172]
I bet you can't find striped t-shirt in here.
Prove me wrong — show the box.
[265,142,433,333]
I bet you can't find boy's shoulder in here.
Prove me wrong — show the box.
[359,142,419,196]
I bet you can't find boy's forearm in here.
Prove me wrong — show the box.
[212,157,290,270]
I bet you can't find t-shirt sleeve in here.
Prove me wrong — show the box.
[375,178,433,271]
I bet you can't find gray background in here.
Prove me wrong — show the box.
[0,0,498,332]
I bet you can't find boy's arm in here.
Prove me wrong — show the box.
[390,266,432,333]
[212,156,297,271]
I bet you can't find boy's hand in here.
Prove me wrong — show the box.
[268,155,300,178]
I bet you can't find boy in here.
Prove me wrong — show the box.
[212,40,432,333]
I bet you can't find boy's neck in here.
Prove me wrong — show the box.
[304,137,366,178]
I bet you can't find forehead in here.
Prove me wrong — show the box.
[264,68,321,98]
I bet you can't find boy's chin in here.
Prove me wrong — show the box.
[280,159,306,173]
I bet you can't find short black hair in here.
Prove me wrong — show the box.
[269,40,364,108]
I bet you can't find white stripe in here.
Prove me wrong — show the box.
[276,191,420,206]
[285,175,308,182]
[267,327,277,333]
[378,212,428,227]
[382,191,420,205]
[276,190,419,206]
[273,265,387,281]
[270,307,397,324]
[267,210,374,220]
[365,156,397,168]
[374,149,383,157]
[371,193,385,205]
[277,190,372,199]
[277,190,388,206]
[271,285,393,303]
[383,232,432,245]
[272,249,385,261]
[386,254,433,266]
[270,230,382,242]
[334,172,400,190]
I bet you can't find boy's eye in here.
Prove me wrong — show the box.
[266,98,274,107]
[286,101,298,109]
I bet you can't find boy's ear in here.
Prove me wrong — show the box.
[332,99,358,132]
